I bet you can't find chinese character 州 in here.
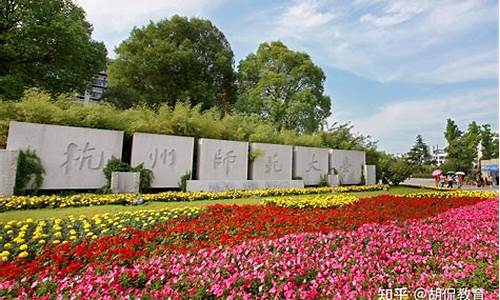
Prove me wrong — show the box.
[60,142,104,174]
[214,149,237,175]
[149,148,176,168]
[265,152,282,173]
[306,153,320,172]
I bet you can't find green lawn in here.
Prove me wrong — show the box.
[0,186,432,223]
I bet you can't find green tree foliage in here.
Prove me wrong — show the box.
[443,119,470,172]
[406,134,432,171]
[444,118,462,142]
[0,90,373,153]
[377,153,412,185]
[0,0,107,99]
[462,121,481,165]
[235,41,331,133]
[480,124,499,160]
[442,119,498,173]
[101,86,142,110]
[109,15,235,111]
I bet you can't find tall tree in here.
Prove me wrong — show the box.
[444,118,462,143]
[406,134,431,171]
[235,41,331,133]
[0,0,107,99]
[462,121,482,165]
[480,124,499,160]
[109,15,235,111]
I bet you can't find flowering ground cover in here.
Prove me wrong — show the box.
[0,193,493,282]
[0,207,200,262]
[261,193,358,208]
[0,184,387,211]
[0,197,497,299]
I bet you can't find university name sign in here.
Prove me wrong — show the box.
[4,121,374,191]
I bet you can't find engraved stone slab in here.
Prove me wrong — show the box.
[364,165,376,185]
[197,138,248,180]
[329,150,366,185]
[327,174,340,187]
[0,150,19,196]
[131,133,194,188]
[111,172,140,194]
[249,143,292,180]
[6,121,123,189]
[186,180,304,192]
[292,146,329,185]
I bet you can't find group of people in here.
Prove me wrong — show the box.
[433,173,464,189]
[433,170,498,189]
[474,171,498,187]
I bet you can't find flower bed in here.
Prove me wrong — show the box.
[0,194,491,280]
[1,199,497,299]
[261,194,358,208]
[0,207,200,262]
[0,184,388,211]
[402,190,498,199]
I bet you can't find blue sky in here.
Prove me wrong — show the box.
[76,0,499,154]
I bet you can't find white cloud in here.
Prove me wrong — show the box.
[274,0,335,38]
[359,1,428,27]
[76,0,225,55]
[340,88,499,153]
[421,50,499,83]
[270,0,498,84]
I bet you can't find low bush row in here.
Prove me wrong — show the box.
[0,184,388,212]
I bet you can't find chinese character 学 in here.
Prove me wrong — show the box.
[265,152,282,174]
[148,148,176,168]
[214,149,237,175]
[60,142,104,174]
[305,153,320,172]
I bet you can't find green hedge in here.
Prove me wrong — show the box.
[0,90,375,153]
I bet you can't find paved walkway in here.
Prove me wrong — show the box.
[403,178,498,191]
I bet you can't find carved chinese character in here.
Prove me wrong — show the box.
[149,148,176,168]
[213,149,237,175]
[305,153,320,172]
[60,142,104,174]
[338,157,353,178]
[265,152,282,173]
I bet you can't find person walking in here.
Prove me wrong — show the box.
[433,175,440,187]
[446,174,454,188]
[456,175,464,189]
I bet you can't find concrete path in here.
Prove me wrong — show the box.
[403,178,498,191]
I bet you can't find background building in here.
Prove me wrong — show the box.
[431,145,447,166]
[77,70,107,103]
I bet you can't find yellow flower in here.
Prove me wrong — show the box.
[18,251,29,258]
[3,243,11,249]
[19,244,28,251]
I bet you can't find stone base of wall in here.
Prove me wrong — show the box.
[327,174,340,187]
[186,180,304,192]
[111,172,140,194]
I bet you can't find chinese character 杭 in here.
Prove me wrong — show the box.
[60,142,104,174]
